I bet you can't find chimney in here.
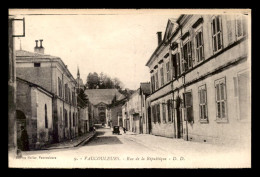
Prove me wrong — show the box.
[34,39,45,54]
[157,32,162,45]
[35,40,38,47]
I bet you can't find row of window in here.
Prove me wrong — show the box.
[63,108,78,128]
[58,77,77,106]
[151,77,228,124]
[150,15,247,93]
[151,99,173,123]
[44,106,78,130]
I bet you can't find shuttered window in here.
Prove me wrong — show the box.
[65,109,68,127]
[215,78,227,120]
[160,67,164,86]
[166,61,170,82]
[195,30,204,62]
[236,14,247,39]
[167,99,172,122]
[58,77,62,97]
[152,105,157,123]
[162,103,166,123]
[198,85,208,121]
[181,41,193,72]
[157,104,161,123]
[151,75,155,92]
[184,92,194,123]
[211,16,223,53]
[155,72,159,90]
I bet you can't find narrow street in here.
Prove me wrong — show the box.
[10,128,250,168]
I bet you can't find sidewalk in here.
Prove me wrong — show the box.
[123,132,250,158]
[42,131,96,150]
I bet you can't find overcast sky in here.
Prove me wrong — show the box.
[10,9,181,90]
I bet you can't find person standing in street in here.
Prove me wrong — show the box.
[20,126,29,151]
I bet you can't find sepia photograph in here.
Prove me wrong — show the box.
[8,8,251,168]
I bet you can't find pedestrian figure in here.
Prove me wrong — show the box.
[20,126,29,151]
[123,127,126,133]
[93,126,96,132]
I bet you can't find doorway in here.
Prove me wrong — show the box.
[140,117,143,134]
[53,114,59,143]
[176,97,183,138]
[148,106,152,134]
[16,110,29,151]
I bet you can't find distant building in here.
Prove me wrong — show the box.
[140,82,151,134]
[16,40,78,143]
[127,89,142,134]
[16,77,53,150]
[121,83,151,134]
[85,89,125,126]
[122,102,129,130]
[109,97,127,127]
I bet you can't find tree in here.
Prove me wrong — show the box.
[86,72,100,89]
[85,72,125,91]
[77,88,89,108]
[113,77,123,90]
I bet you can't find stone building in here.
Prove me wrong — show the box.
[84,89,125,126]
[146,19,178,138]
[140,82,151,134]
[16,40,78,143]
[127,89,142,134]
[146,14,250,145]
[122,83,151,134]
[109,97,126,127]
[78,106,89,135]
[16,77,53,150]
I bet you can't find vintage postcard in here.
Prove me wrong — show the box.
[8,8,251,168]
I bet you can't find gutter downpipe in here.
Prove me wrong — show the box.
[62,73,65,140]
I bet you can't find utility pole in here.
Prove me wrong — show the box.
[8,17,17,159]
[8,17,25,160]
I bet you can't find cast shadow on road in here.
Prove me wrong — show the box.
[85,136,123,146]
[95,130,106,136]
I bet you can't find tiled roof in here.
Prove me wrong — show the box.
[140,82,151,95]
[15,50,59,59]
[84,89,125,105]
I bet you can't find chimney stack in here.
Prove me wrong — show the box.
[35,40,38,47]
[34,39,45,54]
[39,39,43,48]
[157,32,162,45]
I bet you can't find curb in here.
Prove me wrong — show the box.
[74,132,96,147]
[41,132,96,150]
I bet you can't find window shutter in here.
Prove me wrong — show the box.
[220,16,223,49]
[204,89,208,118]
[216,84,220,101]
[189,41,193,65]
[198,90,202,118]
[201,30,205,60]
[181,47,184,73]
[211,19,215,53]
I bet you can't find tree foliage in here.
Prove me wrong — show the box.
[86,72,123,90]
[86,72,134,98]
[77,88,89,108]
